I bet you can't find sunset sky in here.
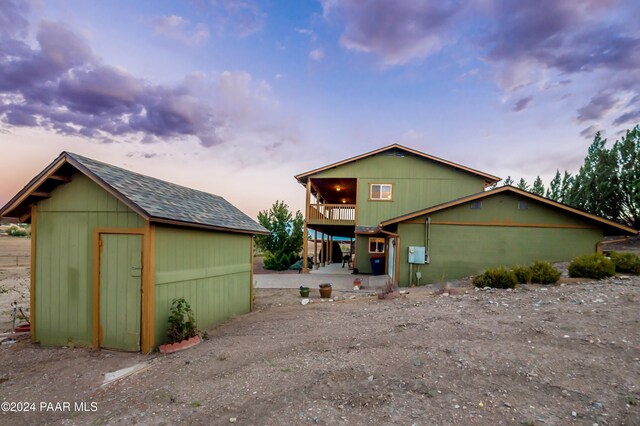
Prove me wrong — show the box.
[1,0,639,219]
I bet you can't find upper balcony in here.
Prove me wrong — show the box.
[308,203,356,225]
[303,177,357,227]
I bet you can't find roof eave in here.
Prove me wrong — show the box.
[380,185,638,236]
[0,154,67,219]
[150,217,270,235]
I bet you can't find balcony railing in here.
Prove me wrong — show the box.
[308,203,356,225]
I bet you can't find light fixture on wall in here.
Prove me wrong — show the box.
[336,186,341,192]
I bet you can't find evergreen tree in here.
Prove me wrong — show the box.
[517,178,529,191]
[531,176,545,196]
[578,132,621,220]
[502,176,513,186]
[256,200,304,255]
[566,165,587,209]
[559,171,573,204]
[546,170,561,201]
[613,126,640,228]
[562,127,639,227]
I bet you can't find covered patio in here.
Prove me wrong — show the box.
[253,266,389,290]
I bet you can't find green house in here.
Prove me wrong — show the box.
[295,144,637,285]
[0,152,267,353]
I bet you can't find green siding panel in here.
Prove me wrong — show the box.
[34,173,143,347]
[397,223,602,285]
[153,226,252,347]
[394,192,604,285]
[355,235,376,274]
[427,193,596,227]
[311,153,486,226]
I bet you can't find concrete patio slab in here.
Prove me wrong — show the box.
[254,271,392,291]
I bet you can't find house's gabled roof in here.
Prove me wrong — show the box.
[0,152,269,235]
[379,185,638,236]
[294,143,501,185]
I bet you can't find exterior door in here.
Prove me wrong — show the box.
[99,234,142,351]
[388,237,395,281]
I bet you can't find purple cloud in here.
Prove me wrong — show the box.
[0,1,289,148]
[210,0,266,38]
[482,0,640,126]
[150,15,210,46]
[323,0,640,131]
[323,0,465,65]
[580,124,602,139]
[577,92,618,123]
[512,96,533,112]
[0,0,28,40]
[613,94,640,126]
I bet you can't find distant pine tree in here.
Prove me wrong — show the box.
[517,178,529,191]
[531,176,545,196]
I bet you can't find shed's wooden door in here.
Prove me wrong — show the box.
[99,234,142,351]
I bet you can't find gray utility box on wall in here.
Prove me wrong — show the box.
[408,246,426,264]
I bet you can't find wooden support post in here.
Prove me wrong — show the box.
[303,180,311,273]
[321,232,326,267]
[314,229,318,270]
[395,236,401,286]
[302,222,309,272]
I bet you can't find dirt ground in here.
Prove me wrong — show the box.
[0,238,639,425]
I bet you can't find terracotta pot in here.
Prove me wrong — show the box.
[353,278,362,290]
[159,335,202,354]
[319,284,332,298]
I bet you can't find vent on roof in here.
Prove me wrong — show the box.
[379,148,406,157]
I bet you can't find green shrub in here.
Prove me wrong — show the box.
[568,253,616,279]
[278,252,292,269]
[5,224,29,237]
[264,251,284,271]
[473,267,517,289]
[609,251,640,274]
[263,250,296,271]
[512,265,533,284]
[529,261,561,284]
[167,298,198,343]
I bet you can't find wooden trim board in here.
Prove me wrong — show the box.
[29,205,36,342]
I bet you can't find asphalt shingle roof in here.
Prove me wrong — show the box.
[67,152,268,234]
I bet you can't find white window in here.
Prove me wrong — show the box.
[369,237,385,254]
[370,184,392,200]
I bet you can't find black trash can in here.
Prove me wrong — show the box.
[370,255,384,276]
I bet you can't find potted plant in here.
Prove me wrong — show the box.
[159,298,201,354]
[353,278,363,290]
[319,283,332,298]
[299,286,310,297]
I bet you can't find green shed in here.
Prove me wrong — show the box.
[0,152,268,353]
